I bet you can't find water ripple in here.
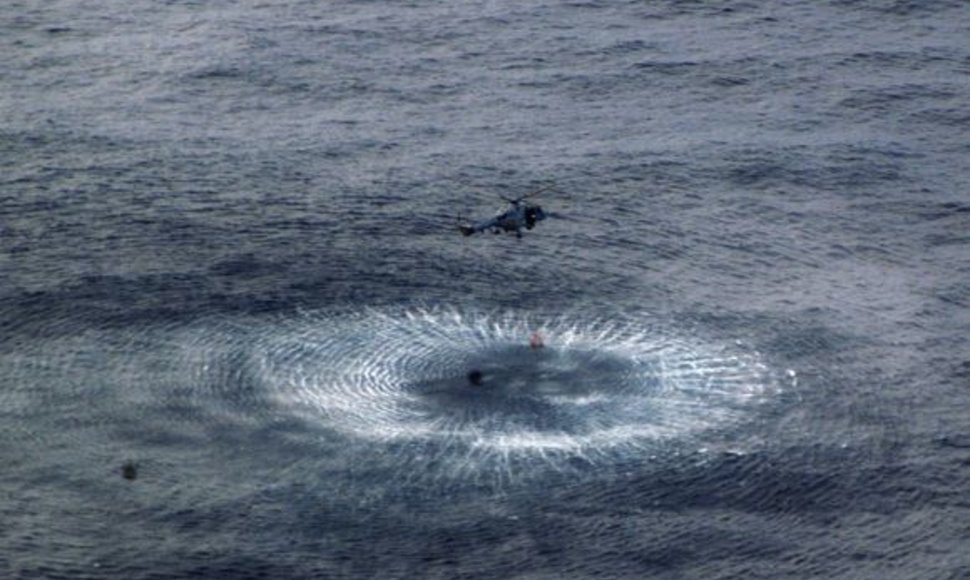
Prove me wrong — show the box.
[251,306,779,467]
[1,304,782,484]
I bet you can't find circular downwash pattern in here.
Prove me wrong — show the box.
[254,307,779,465]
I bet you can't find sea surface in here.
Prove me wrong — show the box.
[2,1,970,578]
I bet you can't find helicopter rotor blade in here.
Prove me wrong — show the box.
[540,210,574,221]
[500,182,559,203]
[520,182,558,200]
[459,181,558,203]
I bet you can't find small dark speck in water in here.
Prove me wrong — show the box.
[122,461,138,481]
[467,369,484,386]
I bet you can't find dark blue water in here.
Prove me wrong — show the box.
[3,1,970,578]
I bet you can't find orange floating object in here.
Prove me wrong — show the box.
[529,332,544,349]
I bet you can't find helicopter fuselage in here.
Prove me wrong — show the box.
[459,201,546,238]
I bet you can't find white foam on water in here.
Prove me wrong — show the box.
[249,306,780,464]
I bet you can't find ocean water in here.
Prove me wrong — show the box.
[2,0,970,578]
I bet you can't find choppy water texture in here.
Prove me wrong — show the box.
[3,1,970,578]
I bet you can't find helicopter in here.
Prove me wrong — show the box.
[457,184,556,238]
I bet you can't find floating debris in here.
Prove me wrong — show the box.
[467,369,484,386]
[121,461,138,481]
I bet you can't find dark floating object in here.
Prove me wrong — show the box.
[121,461,138,481]
[467,369,484,386]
